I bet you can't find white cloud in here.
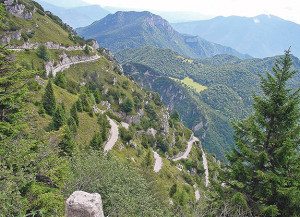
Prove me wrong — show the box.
[253,18,260,24]
[83,0,300,24]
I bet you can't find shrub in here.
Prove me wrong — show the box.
[37,45,50,61]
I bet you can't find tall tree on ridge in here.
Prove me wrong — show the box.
[226,49,300,216]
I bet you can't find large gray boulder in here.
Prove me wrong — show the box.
[66,191,105,217]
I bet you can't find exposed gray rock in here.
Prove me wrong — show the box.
[45,53,100,76]
[66,191,104,217]
[91,40,100,50]
[7,42,85,51]
[193,122,203,132]
[0,31,22,45]
[147,128,157,137]
[35,75,45,86]
[101,101,111,110]
[161,110,170,135]
[4,0,33,20]
[124,109,144,124]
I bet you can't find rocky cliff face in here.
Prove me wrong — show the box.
[122,63,209,141]
[4,0,33,19]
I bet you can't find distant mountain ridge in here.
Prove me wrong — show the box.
[76,11,250,59]
[36,0,88,8]
[36,0,110,28]
[172,14,300,58]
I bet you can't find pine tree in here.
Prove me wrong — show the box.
[52,104,66,130]
[67,116,77,135]
[143,149,154,168]
[37,45,50,61]
[70,103,79,126]
[43,80,56,115]
[59,126,75,156]
[90,132,103,150]
[121,98,134,114]
[84,44,90,55]
[226,49,300,216]
[98,114,110,141]
[54,72,67,89]
[0,47,29,136]
[76,98,83,112]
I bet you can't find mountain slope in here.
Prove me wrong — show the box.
[172,15,300,58]
[117,46,300,158]
[36,0,110,28]
[0,1,217,216]
[77,11,249,59]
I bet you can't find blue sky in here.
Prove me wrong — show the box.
[84,0,300,24]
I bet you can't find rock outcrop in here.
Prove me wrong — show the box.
[6,42,85,51]
[4,0,33,20]
[0,30,22,44]
[45,53,100,76]
[66,191,104,217]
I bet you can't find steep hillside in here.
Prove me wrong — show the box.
[117,46,300,158]
[0,1,218,216]
[76,11,249,59]
[36,0,110,28]
[172,15,300,58]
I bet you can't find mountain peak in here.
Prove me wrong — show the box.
[77,11,248,59]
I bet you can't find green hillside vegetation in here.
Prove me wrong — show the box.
[0,0,83,46]
[118,46,300,158]
[0,1,217,215]
[1,43,218,216]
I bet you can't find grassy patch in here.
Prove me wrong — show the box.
[172,77,207,93]
[76,113,99,147]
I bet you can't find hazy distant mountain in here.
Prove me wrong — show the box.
[155,11,212,23]
[36,0,110,28]
[172,15,300,58]
[36,0,88,8]
[77,11,250,59]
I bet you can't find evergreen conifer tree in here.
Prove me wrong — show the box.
[226,49,300,216]
[54,72,67,89]
[70,103,79,126]
[58,126,75,156]
[67,116,77,135]
[90,132,103,150]
[52,104,66,130]
[37,45,50,61]
[43,80,56,115]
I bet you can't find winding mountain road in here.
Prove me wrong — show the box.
[104,117,119,153]
[153,151,163,173]
[195,189,200,201]
[51,55,101,76]
[173,136,199,161]
[201,147,210,187]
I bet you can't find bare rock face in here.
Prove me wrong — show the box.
[4,0,33,20]
[66,191,105,217]
[0,30,21,45]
